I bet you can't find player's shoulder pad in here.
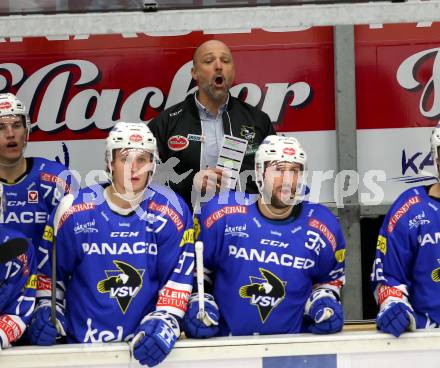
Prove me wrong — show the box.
[56,189,98,228]
[144,185,190,232]
[35,156,76,191]
[302,201,338,224]
[389,186,426,210]
[384,186,426,234]
[146,184,190,214]
[34,156,69,173]
[200,191,253,228]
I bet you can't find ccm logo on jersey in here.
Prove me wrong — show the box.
[110,231,139,238]
[387,195,421,233]
[167,135,189,151]
[7,200,26,207]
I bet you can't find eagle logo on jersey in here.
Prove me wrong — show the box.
[97,260,144,313]
[239,268,286,322]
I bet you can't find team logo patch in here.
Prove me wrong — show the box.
[432,267,440,282]
[0,102,11,110]
[179,228,195,247]
[387,195,421,233]
[376,235,387,255]
[335,249,345,263]
[28,190,38,203]
[43,225,53,242]
[25,275,38,289]
[283,147,296,155]
[240,125,256,143]
[129,134,142,142]
[97,260,144,314]
[194,217,200,240]
[239,268,286,323]
[168,135,189,151]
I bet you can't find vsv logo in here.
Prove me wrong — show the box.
[97,260,144,314]
[239,268,286,323]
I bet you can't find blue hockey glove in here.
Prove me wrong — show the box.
[132,311,180,367]
[305,289,344,334]
[183,293,219,338]
[377,302,414,337]
[0,282,14,311]
[28,306,66,346]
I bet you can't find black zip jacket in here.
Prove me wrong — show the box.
[148,93,276,209]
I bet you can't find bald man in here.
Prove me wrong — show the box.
[148,40,275,211]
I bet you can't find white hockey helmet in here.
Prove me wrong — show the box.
[431,124,440,175]
[105,121,157,165]
[255,135,307,201]
[106,122,158,201]
[0,93,30,132]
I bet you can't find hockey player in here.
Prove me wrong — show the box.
[183,135,345,337]
[371,125,440,337]
[0,93,76,253]
[28,122,194,367]
[0,182,37,349]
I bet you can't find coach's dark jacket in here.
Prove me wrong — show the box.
[148,93,276,209]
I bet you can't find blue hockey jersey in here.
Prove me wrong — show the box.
[0,157,75,252]
[196,192,346,336]
[38,184,194,343]
[371,185,440,329]
[0,226,36,348]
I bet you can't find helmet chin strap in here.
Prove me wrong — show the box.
[110,181,146,205]
[0,152,26,168]
[107,164,151,207]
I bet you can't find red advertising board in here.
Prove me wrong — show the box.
[0,28,335,142]
[356,23,440,130]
